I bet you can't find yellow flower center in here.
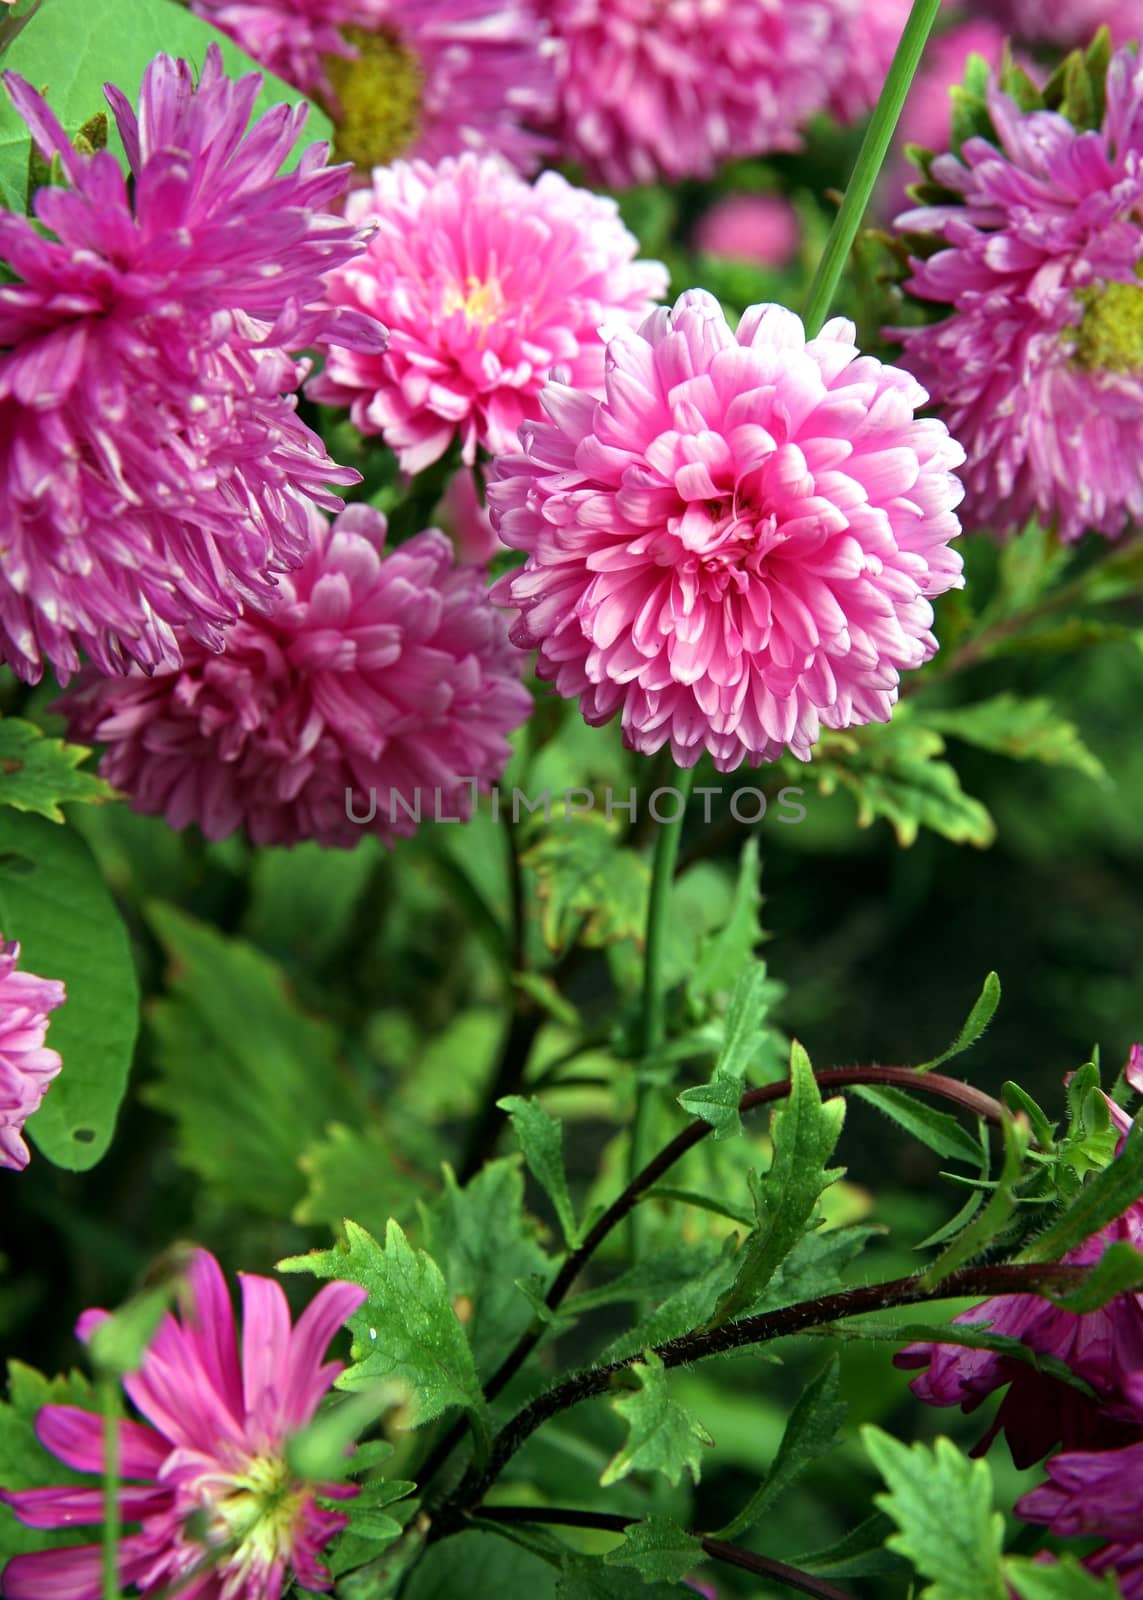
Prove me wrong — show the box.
[441,275,507,328]
[198,1454,308,1579]
[322,27,423,170]
[1072,281,1143,372]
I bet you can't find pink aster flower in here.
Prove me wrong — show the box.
[971,0,1143,49]
[311,152,667,473]
[0,46,384,687]
[891,44,1143,542]
[489,289,965,771]
[693,194,801,268]
[438,471,501,566]
[191,0,557,173]
[56,503,531,847]
[0,940,64,1173]
[828,0,912,124]
[0,1248,365,1600]
[539,0,856,188]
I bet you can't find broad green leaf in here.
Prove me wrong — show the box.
[0,1362,98,1563]
[600,1350,714,1488]
[296,1122,426,1238]
[716,1357,846,1539]
[0,0,332,212]
[851,1085,983,1164]
[1006,1557,1123,1599]
[522,814,650,954]
[420,1158,553,1378]
[404,1532,558,1600]
[279,1219,485,1431]
[0,811,138,1169]
[988,519,1069,618]
[242,839,382,968]
[923,695,1105,781]
[677,963,776,1139]
[712,1041,846,1324]
[604,1517,705,1585]
[1020,1123,1143,1263]
[918,972,1001,1071]
[144,903,361,1215]
[810,716,995,848]
[497,1095,579,1246]
[688,836,763,1000]
[0,719,114,822]
[863,1428,1006,1600]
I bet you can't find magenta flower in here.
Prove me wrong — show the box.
[438,472,501,567]
[828,0,912,124]
[694,194,801,268]
[192,0,557,173]
[57,503,531,847]
[891,44,1143,542]
[539,0,855,187]
[0,940,64,1173]
[0,1249,365,1600]
[311,152,667,474]
[971,0,1143,49]
[489,289,965,771]
[0,45,383,686]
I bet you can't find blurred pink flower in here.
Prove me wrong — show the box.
[311,152,667,473]
[57,504,531,847]
[438,472,501,566]
[490,289,965,771]
[192,0,557,172]
[0,940,64,1173]
[892,44,1143,542]
[694,194,801,268]
[0,46,382,686]
[0,1249,365,1600]
[972,0,1143,49]
[828,0,912,123]
[538,0,857,187]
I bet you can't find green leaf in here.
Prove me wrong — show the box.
[918,972,1001,1071]
[0,811,138,1169]
[811,716,996,849]
[279,1219,485,1431]
[1046,1240,1143,1311]
[242,839,382,968]
[712,1041,846,1324]
[923,695,1105,781]
[0,719,114,822]
[143,903,361,1215]
[1002,1083,1056,1154]
[296,1122,426,1239]
[716,1357,846,1540]
[851,1085,983,1164]
[795,1513,905,1580]
[1005,1556,1123,1600]
[604,1517,705,1585]
[557,1557,689,1600]
[746,1223,883,1314]
[1020,1124,1143,1263]
[863,1428,1006,1600]
[688,836,763,1001]
[0,0,332,212]
[922,1114,1029,1285]
[497,1095,579,1247]
[0,1362,98,1563]
[522,813,650,954]
[601,1350,714,1488]
[86,1285,172,1377]
[404,1532,558,1600]
[420,1158,553,1378]
[600,1242,742,1363]
[677,963,776,1139]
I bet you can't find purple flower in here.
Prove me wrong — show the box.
[0,45,384,685]
[0,939,64,1173]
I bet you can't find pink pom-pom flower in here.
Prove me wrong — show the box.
[311,152,668,474]
[970,0,1143,49]
[490,289,966,772]
[0,45,384,686]
[0,1249,365,1600]
[0,940,65,1173]
[57,504,531,848]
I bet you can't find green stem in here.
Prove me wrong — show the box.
[802,0,942,338]
[100,1378,121,1600]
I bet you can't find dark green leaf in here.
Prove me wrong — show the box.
[851,1085,983,1164]
[923,696,1104,781]
[604,1516,705,1585]
[918,972,1001,1071]
[1021,1124,1143,1263]
[404,1532,558,1600]
[677,963,776,1139]
[296,1122,426,1238]
[601,1351,714,1488]
[497,1095,579,1246]
[796,1512,905,1580]
[922,1114,1029,1285]
[0,719,114,822]
[557,1556,689,1599]
[688,836,763,1001]
[0,1362,98,1563]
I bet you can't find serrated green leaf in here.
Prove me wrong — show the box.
[1020,1124,1143,1263]
[1006,1555,1122,1600]
[923,696,1105,781]
[0,0,332,212]
[716,1357,846,1540]
[851,1085,983,1164]
[604,1516,704,1585]
[143,902,361,1215]
[523,814,650,954]
[688,836,763,1001]
[296,1122,425,1239]
[497,1095,579,1247]
[918,971,1001,1071]
[746,1223,883,1314]
[0,1362,98,1564]
[711,1041,846,1324]
[601,1351,714,1489]
[0,811,138,1169]
[863,1428,1006,1600]
[677,963,776,1139]
[279,1219,485,1431]
[601,1242,742,1363]
[241,839,382,968]
[0,719,114,822]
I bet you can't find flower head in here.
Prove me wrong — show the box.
[891,44,1143,542]
[539,0,857,187]
[311,152,667,473]
[0,940,64,1173]
[490,289,965,771]
[827,0,912,124]
[694,194,801,268]
[0,45,383,686]
[971,0,1143,49]
[192,0,557,173]
[0,1249,365,1599]
[57,504,531,847]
